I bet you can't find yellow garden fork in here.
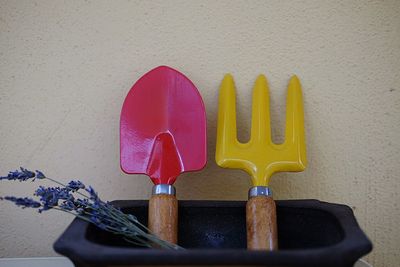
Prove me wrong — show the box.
[216,74,307,250]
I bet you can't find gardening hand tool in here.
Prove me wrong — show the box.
[120,66,207,244]
[216,74,306,250]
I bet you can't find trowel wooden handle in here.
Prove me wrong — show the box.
[246,195,278,250]
[148,193,178,244]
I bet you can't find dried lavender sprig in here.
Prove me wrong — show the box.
[0,196,41,208]
[0,168,182,250]
[0,168,38,181]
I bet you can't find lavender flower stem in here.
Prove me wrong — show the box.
[53,208,151,247]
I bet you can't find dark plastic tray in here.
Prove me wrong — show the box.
[54,200,372,267]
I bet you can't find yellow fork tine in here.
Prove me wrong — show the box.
[250,75,271,144]
[283,75,307,170]
[216,74,238,148]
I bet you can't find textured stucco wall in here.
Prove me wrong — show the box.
[0,0,399,266]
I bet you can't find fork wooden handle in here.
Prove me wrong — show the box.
[246,195,278,250]
[148,194,178,244]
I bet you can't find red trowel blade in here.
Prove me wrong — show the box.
[120,66,207,185]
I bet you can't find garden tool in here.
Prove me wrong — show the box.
[120,66,207,244]
[216,74,306,250]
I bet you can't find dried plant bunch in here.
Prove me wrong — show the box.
[0,167,182,250]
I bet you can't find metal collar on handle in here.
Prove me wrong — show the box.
[248,186,272,199]
[152,184,176,196]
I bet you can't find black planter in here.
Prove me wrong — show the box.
[54,200,372,267]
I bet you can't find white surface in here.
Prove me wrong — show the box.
[0,1,398,266]
[0,257,73,267]
[355,259,373,267]
[0,257,372,267]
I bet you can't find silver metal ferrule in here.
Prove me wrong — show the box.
[152,184,176,196]
[248,186,272,199]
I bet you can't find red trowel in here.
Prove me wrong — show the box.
[120,66,207,244]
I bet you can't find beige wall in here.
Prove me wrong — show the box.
[0,0,399,266]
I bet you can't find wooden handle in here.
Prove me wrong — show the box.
[246,195,278,250]
[148,194,178,244]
